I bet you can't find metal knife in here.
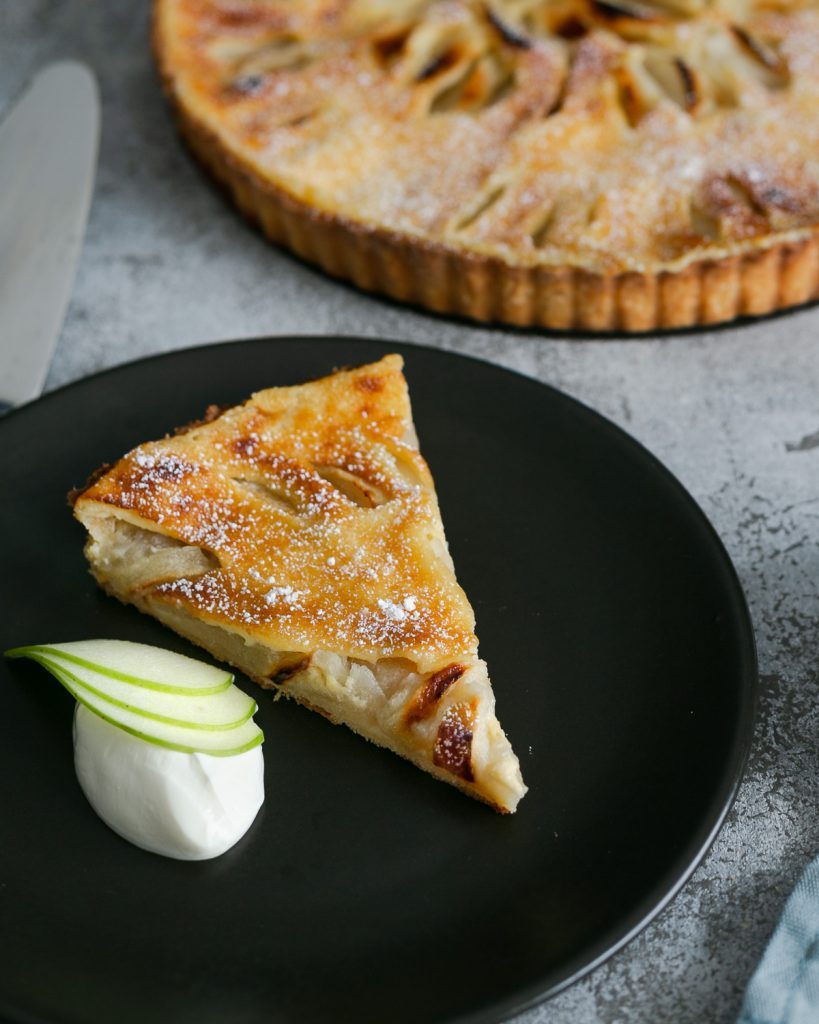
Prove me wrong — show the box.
[0,61,100,413]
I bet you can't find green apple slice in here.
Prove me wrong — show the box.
[19,652,255,731]
[5,640,232,695]
[47,661,263,756]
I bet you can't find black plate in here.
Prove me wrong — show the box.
[0,337,756,1024]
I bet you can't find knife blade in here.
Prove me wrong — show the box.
[0,61,100,412]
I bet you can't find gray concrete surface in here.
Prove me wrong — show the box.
[2,4,818,1022]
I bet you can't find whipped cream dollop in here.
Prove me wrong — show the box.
[73,704,264,860]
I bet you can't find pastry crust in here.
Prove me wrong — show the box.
[153,0,819,331]
[72,356,527,812]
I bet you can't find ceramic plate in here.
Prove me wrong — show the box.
[0,337,756,1024]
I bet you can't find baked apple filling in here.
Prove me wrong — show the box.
[73,357,527,811]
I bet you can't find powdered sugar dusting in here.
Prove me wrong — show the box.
[264,584,305,607]
[88,360,478,667]
[376,595,419,622]
[186,0,819,274]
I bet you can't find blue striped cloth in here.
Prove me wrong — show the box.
[738,857,819,1024]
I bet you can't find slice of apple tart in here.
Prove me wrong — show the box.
[153,0,819,331]
[71,356,526,813]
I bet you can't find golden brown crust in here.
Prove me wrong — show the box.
[153,0,819,331]
[72,356,528,811]
[172,403,227,436]
[67,463,114,508]
[74,356,477,671]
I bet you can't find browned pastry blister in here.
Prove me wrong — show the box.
[72,356,527,812]
[153,0,819,331]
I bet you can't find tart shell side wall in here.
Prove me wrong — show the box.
[152,17,819,333]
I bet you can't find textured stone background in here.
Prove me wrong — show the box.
[3,4,819,1022]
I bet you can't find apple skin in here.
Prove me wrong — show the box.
[20,652,256,732]
[5,640,266,860]
[50,662,264,755]
[5,639,232,694]
[5,644,263,756]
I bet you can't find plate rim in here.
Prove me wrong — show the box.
[0,334,759,1024]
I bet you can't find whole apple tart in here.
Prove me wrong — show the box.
[153,0,819,331]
